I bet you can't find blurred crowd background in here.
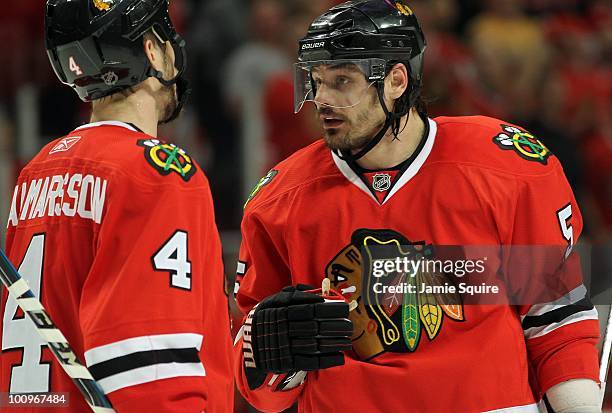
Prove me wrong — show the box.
[0,0,610,411]
[0,0,609,240]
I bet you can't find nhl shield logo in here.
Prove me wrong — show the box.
[101,71,119,86]
[372,173,392,192]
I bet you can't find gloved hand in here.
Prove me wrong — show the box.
[242,284,352,382]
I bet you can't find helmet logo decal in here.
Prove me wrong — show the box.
[395,2,414,16]
[101,71,118,86]
[301,41,325,50]
[493,125,551,165]
[372,173,392,192]
[93,0,114,12]
[137,139,197,182]
[383,0,414,16]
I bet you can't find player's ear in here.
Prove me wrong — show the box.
[143,32,165,73]
[384,63,409,100]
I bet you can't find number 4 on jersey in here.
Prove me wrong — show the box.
[2,234,49,393]
[152,231,192,290]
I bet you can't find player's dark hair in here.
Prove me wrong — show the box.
[386,60,427,138]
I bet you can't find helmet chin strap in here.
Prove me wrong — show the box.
[160,76,191,124]
[148,33,192,125]
[148,69,191,125]
[339,81,409,162]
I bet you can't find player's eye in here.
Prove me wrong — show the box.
[334,76,352,89]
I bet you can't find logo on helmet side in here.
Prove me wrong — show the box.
[395,2,414,16]
[383,0,414,16]
[101,71,119,86]
[301,42,325,50]
[93,0,114,12]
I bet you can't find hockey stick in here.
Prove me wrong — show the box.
[601,304,612,407]
[0,249,115,413]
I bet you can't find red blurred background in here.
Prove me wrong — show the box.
[0,1,609,412]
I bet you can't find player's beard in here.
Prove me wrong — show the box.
[158,51,179,124]
[320,94,386,152]
[159,84,178,124]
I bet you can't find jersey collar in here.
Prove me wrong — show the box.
[74,121,139,132]
[331,117,437,205]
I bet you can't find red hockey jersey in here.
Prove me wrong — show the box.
[1,121,233,412]
[234,116,600,413]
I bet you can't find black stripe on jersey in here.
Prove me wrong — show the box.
[88,348,200,381]
[127,122,144,133]
[522,297,594,330]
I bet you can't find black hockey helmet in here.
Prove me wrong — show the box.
[295,0,426,160]
[45,0,190,123]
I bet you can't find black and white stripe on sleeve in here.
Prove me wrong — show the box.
[84,333,205,394]
[522,285,598,339]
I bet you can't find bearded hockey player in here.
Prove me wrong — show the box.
[1,1,233,411]
[233,1,602,412]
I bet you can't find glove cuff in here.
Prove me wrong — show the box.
[243,306,258,369]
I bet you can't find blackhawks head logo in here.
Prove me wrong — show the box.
[137,139,197,182]
[493,125,551,164]
[326,229,464,361]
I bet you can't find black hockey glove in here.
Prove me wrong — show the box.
[242,284,352,389]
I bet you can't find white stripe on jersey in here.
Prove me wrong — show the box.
[74,121,138,132]
[521,285,588,320]
[97,362,206,394]
[84,333,203,366]
[482,402,539,412]
[523,308,599,340]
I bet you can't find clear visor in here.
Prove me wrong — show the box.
[294,58,386,113]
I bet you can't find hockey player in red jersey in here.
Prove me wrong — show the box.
[233,1,602,412]
[1,1,233,412]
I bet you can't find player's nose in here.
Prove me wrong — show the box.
[314,84,337,108]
